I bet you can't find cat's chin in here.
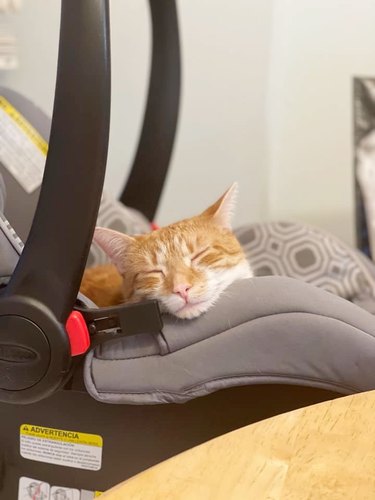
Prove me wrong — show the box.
[172,300,212,319]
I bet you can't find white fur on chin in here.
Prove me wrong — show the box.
[162,260,253,319]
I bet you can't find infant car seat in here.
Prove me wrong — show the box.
[2,2,375,498]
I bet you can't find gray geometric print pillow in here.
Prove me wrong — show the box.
[235,221,375,304]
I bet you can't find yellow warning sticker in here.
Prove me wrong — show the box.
[20,424,103,471]
[20,424,102,446]
[0,95,48,193]
[0,96,48,155]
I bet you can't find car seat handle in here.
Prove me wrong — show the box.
[119,0,181,221]
[0,0,111,404]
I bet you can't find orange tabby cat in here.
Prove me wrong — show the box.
[80,183,252,319]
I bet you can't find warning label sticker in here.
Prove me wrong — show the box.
[0,95,47,194]
[18,476,103,499]
[20,424,103,471]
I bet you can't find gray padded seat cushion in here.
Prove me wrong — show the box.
[0,87,51,243]
[0,172,5,212]
[0,87,151,262]
[84,276,375,404]
[0,174,20,281]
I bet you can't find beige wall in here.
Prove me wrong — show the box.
[0,0,272,228]
[2,1,373,244]
[268,0,375,245]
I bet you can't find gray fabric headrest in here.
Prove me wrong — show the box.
[84,276,375,404]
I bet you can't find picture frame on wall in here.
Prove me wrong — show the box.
[353,77,375,260]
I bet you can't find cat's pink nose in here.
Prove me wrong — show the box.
[174,283,191,301]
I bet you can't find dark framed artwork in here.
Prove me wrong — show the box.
[353,78,375,260]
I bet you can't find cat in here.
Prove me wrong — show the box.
[80,183,253,319]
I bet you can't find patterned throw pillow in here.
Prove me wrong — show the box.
[236,221,375,304]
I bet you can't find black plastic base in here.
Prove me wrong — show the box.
[0,382,342,498]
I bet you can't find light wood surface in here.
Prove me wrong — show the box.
[101,390,375,499]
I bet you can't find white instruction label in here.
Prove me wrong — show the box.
[18,476,50,499]
[18,476,103,499]
[50,486,81,500]
[20,424,103,471]
[0,95,47,193]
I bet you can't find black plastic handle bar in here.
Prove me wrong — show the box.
[119,0,181,221]
[0,0,111,404]
[5,0,111,321]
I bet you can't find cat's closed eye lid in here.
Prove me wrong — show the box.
[138,269,165,276]
[191,247,209,260]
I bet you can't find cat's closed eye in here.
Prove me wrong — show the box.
[135,270,165,279]
[145,269,165,276]
[191,247,209,262]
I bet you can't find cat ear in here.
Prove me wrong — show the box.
[201,182,238,229]
[93,227,135,274]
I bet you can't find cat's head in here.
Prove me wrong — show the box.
[94,183,252,319]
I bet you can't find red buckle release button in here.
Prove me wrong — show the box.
[66,311,91,356]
